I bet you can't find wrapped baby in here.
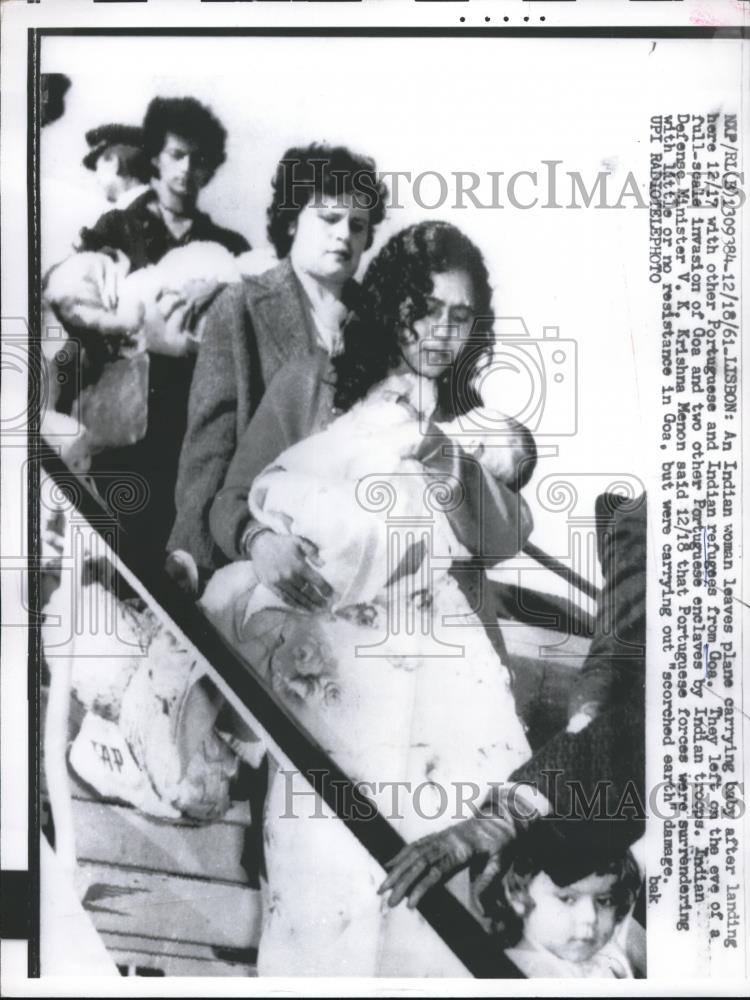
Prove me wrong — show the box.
[42,241,260,455]
[203,370,534,621]
[43,240,248,357]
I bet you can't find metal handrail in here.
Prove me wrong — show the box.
[522,540,600,602]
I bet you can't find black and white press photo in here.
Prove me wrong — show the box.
[0,2,747,993]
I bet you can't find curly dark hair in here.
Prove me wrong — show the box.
[333,220,494,416]
[486,841,642,949]
[142,96,227,179]
[266,143,387,258]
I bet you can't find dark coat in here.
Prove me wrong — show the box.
[508,493,647,859]
[78,189,250,270]
[168,259,330,574]
[75,190,250,557]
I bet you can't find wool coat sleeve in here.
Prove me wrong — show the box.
[168,282,252,571]
[208,361,330,562]
[207,382,291,562]
[507,494,647,847]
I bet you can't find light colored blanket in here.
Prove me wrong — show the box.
[44,241,247,356]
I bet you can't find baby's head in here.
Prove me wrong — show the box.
[43,251,142,338]
[440,409,537,492]
[489,831,640,963]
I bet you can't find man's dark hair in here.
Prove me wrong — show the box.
[142,96,227,179]
[266,143,387,258]
[333,220,494,416]
[41,73,71,128]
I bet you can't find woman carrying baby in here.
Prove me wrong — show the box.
[201,220,536,976]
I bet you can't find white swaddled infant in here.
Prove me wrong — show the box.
[257,371,434,484]
[243,372,440,611]
[204,371,534,621]
[438,404,535,488]
[44,241,253,355]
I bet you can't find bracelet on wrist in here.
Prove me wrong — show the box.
[241,524,273,558]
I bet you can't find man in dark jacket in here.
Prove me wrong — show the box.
[80,97,249,266]
[76,97,249,557]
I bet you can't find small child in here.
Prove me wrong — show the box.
[487,826,642,978]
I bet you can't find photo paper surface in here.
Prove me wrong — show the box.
[0,0,747,995]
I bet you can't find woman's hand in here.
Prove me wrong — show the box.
[249,531,333,612]
[378,815,518,911]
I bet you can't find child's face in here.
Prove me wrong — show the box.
[517,870,620,963]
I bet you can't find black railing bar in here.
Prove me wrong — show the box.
[522,540,600,602]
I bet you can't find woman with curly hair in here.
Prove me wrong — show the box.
[201,220,536,976]
[332,217,492,415]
